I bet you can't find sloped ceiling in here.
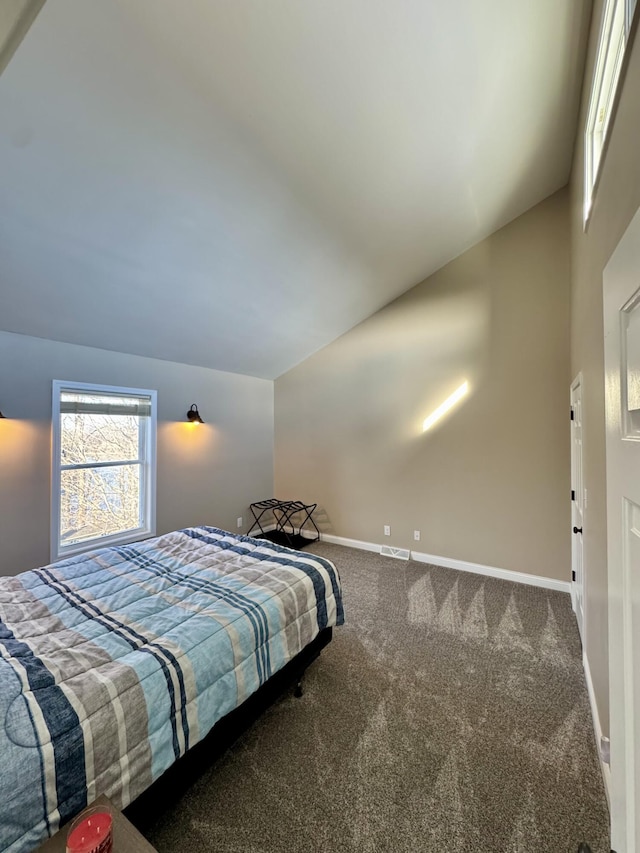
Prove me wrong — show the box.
[0,0,590,379]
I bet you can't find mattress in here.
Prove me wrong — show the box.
[0,526,344,853]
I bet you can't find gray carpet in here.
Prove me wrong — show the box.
[143,543,610,852]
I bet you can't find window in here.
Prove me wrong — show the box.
[584,0,637,223]
[52,381,157,560]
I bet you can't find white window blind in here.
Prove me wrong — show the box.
[60,392,153,417]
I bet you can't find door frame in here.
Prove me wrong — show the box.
[603,203,640,852]
[570,372,585,644]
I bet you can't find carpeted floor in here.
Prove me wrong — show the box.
[139,543,610,852]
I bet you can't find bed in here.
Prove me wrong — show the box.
[0,526,344,853]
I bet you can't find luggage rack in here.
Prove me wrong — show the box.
[249,498,320,550]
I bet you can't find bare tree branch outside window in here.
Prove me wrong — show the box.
[60,412,143,546]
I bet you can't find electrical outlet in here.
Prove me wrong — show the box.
[237,516,243,529]
[384,525,391,536]
[414,530,420,541]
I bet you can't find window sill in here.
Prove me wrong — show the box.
[54,526,156,563]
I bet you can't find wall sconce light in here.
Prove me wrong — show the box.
[186,404,204,425]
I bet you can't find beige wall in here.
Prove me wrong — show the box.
[569,4,640,737]
[0,331,274,576]
[275,189,571,581]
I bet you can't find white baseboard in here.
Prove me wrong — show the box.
[411,549,571,593]
[319,533,571,593]
[582,651,612,809]
[320,533,382,554]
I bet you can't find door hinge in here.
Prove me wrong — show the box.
[572,570,576,582]
[571,489,576,501]
[570,408,575,421]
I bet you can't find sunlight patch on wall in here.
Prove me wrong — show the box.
[422,381,469,432]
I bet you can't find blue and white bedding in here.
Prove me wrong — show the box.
[0,526,344,853]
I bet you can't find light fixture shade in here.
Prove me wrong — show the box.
[187,403,204,424]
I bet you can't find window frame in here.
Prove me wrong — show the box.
[584,0,638,226]
[51,380,158,561]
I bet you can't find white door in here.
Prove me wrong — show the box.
[571,375,585,644]
[603,205,640,853]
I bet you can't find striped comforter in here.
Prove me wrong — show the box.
[0,527,344,853]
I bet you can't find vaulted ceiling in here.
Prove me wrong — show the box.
[0,0,590,379]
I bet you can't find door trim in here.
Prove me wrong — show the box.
[603,203,640,852]
[583,649,612,808]
[570,372,585,643]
